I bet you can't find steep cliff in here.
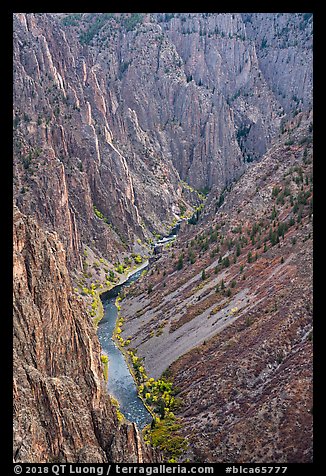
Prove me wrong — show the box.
[13,13,313,272]
[13,12,193,271]
[242,13,313,114]
[13,207,159,463]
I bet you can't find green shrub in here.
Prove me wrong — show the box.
[61,13,82,26]
[93,205,105,220]
[108,270,116,281]
[115,264,124,274]
[101,354,109,363]
[122,13,143,31]
[145,417,188,461]
[134,254,142,264]
[79,13,114,45]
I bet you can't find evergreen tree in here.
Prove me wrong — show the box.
[223,256,230,268]
[177,255,183,270]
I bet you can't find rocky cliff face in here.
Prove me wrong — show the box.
[13,207,159,463]
[243,13,313,114]
[13,12,197,269]
[13,13,312,270]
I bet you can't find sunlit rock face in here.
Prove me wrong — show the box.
[13,207,160,463]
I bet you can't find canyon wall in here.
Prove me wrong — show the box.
[13,206,159,463]
[120,112,313,462]
[243,13,313,113]
[13,13,312,269]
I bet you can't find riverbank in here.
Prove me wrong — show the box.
[93,260,149,329]
[112,311,188,461]
[97,263,153,428]
[95,232,188,460]
[112,315,156,422]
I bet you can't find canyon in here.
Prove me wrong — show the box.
[13,13,313,463]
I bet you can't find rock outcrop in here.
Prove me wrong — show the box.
[13,207,159,463]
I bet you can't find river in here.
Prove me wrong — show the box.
[97,227,181,429]
[98,263,152,428]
